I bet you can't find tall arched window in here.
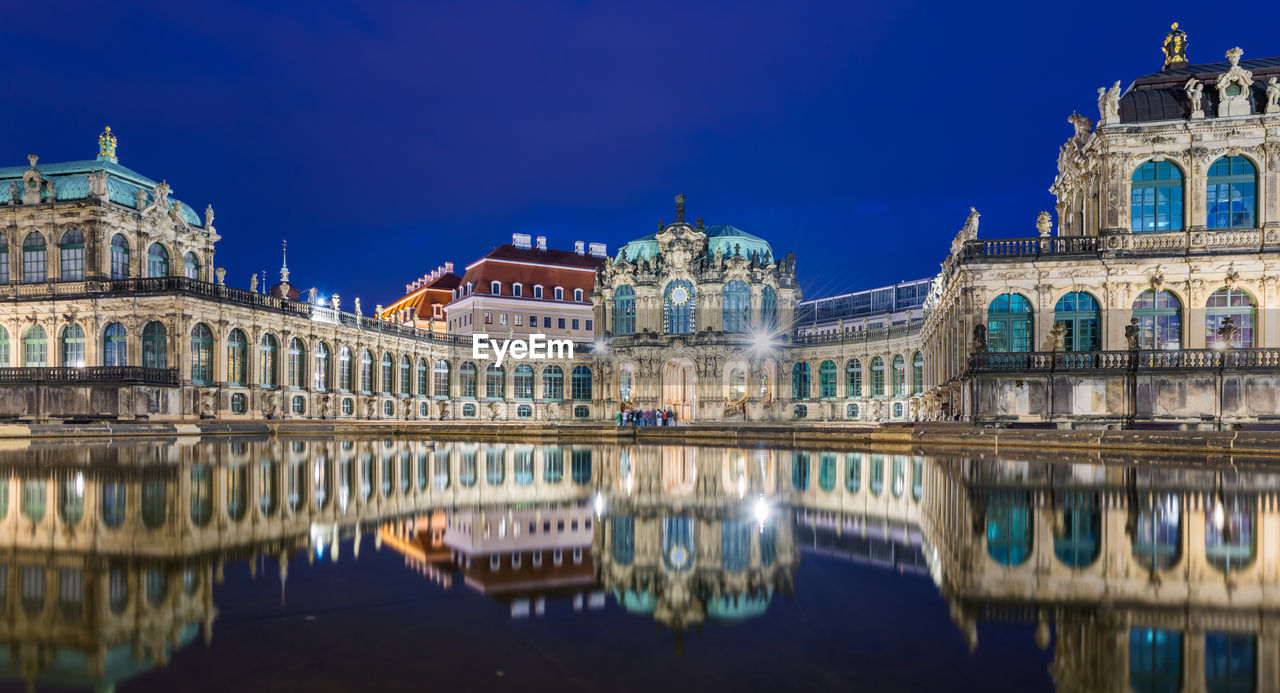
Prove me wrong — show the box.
[912,352,924,395]
[571,365,592,401]
[1054,292,1100,352]
[791,363,810,400]
[728,367,745,401]
[102,323,126,367]
[432,360,450,397]
[227,329,247,386]
[663,280,695,334]
[259,334,279,388]
[722,280,750,332]
[1132,290,1182,350]
[870,357,885,397]
[0,327,8,367]
[1131,161,1184,232]
[613,285,635,335]
[141,321,166,369]
[891,355,906,396]
[818,360,837,398]
[1206,287,1256,348]
[338,346,352,392]
[184,252,200,280]
[846,359,862,397]
[400,356,412,396]
[486,364,504,399]
[0,235,9,285]
[416,358,428,395]
[110,234,129,279]
[514,364,533,399]
[987,294,1034,353]
[60,324,85,367]
[1206,156,1256,229]
[380,353,394,394]
[22,232,46,283]
[287,338,306,389]
[619,368,633,401]
[314,342,331,391]
[59,229,85,281]
[360,350,373,393]
[459,362,478,398]
[542,365,564,401]
[190,324,213,384]
[146,243,169,278]
[761,285,778,330]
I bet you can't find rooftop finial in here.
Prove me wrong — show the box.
[1226,46,1243,68]
[98,126,118,161]
[1162,22,1188,69]
[675,193,685,222]
[279,239,290,285]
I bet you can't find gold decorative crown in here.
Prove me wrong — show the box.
[98,126,117,159]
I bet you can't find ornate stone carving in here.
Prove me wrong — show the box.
[1216,48,1254,117]
[1036,211,1052,238]
[1266,77,1280,114]
[1185,78,1205,119]
[1097,81,1121,126]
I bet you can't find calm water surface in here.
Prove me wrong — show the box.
[0,437,1266,692]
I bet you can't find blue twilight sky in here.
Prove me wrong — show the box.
[1,2,1274,305]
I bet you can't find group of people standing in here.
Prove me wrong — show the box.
[616,407,679,427]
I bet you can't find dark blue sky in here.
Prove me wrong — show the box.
[3,2,1273,305]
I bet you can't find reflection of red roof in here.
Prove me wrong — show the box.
[457,245,604,300]
[460,552,596,595]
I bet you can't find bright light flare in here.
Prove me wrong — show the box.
[753,495,770,527]
[593,492,606,518]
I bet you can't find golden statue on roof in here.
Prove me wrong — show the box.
[1162,22,1188,69]
[98,126,118,159]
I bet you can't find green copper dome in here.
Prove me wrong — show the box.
[615,224,773,264]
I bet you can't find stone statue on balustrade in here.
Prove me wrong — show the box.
[971,324,987,353]
[1125,318,1141,351]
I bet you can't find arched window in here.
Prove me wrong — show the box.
[986,490,1033,566]
[432,360,450,397]
[722,280,750,332]
[359,350,373,393]
[791,362,810,400]
[869,357,885,397]
[227,329,247,386]
[791,451,810,491]
[663,280,695,334]
[818,360,837,398]
[102,323,126,367]
[416,358,428,395]
[619,368,633,401]
[613,285,635,335]
[1205,632,1254,693]
[338,346,352,392]
[846,359,862,397]
[1131,161,1184,232]
[380,353,393,394]
[1054,292,1100,352]
[514,364,533,399]
[490,280,501,294]
[1132,290,1182,350]
[146,243,169,278]
[1205,495,1254,573]
[1206,287,1256,349]
[22,232,46,283]
[60,324,85,367]
[459,362,478,398]
[101,483,125,528]
[184,252,200,280]
[287,338,306,389]
[1130,628,1182,693]
[987,293,1033,353]
[485,449,505,485]
[728,367,745,401]
[486,364,504,399]
[1206,156,1256,229]
[891,355,906,396]
[542,365,564,401]
[572,365,592,401]
[911,352,924,395]
[818,452,838,492]
[109,234,129,279]
[574,288,583,302]
[59,229,85,281]
[314,342,331,391]
[760,285,778,330]
[0,235,9,285]
[259,334,279,388]
[1133,494,1180,571]
[400,355,412,396]
[1052,492,1100,567]
[190,324,213,384]
[845,453,861,492]
[141,321,166,369]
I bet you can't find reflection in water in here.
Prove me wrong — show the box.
[1,439,1279,690]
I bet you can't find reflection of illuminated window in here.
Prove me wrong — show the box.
[1133,494,1180,571]
[791,452,810,491]
[1129,628,1182,693]
[612,516,634,566]
[1206,632,1254,692]
[986,491,1032,566]
[1052,491,1100,567]
[722,520,750,572]
[1205,496,1255,573]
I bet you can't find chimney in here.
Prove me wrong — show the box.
[513,233,532,249]
[535,236,547,251]
[574,241,585,256]
[444,261,455,273]
[588,242,607,258]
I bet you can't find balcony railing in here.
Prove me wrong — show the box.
[961,228,1278,263]
[970,348,1280,373]
[792,320,923,346]
[0,366,180,386]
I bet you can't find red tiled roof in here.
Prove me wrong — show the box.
[457,245,604,300]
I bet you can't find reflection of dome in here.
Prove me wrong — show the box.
[706,589,773,622]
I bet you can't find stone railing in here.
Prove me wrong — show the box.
[970,348,1280,373]
[0,366,180,386]
[961,228,1278,263]
[792,320,923,346]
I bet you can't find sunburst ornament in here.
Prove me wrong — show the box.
[669,285,690,306]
